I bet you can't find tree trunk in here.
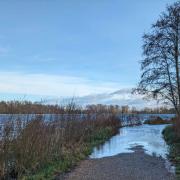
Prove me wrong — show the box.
[175,16,180,116]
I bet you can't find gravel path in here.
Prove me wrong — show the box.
[58,146,175,180]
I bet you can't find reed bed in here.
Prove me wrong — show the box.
[0,104,121,179]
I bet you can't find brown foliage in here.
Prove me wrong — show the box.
[0,105,120,179]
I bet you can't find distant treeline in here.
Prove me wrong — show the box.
[86,104,176,114]
[0,101,68,114]
[0,100,175,114]
[138,107,176,114]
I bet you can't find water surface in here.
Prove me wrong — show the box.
[90,124,170,159]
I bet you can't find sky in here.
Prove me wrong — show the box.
[0,0,176,105]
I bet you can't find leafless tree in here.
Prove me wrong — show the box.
[135,1,180,115]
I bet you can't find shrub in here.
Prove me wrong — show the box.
[144,116,172,125]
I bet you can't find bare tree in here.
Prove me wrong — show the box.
[135,1,180,115]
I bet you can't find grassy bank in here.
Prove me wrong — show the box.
[27,127,117,179]
[162,125,180,179]
[0,108,121,179]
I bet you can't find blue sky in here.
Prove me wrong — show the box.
[0,0,176,103]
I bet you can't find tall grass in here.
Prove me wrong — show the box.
[0,103,121,179]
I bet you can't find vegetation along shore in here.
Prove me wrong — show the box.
[0,103,122,179]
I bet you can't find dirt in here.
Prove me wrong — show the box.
[57,146,175,180]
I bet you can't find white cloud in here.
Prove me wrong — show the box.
[0,71,120,97]
[62,89,159,108]
[0,71,159,107]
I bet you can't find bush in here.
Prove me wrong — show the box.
[162,126,177,143]
[163,124,180,179]
[144,116,172,125]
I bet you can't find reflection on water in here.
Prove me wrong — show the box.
[90,124,170,159]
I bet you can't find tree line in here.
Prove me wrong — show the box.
[0,100,174,114]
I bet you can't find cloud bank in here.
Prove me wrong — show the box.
[0,71,120,97]
[61,89,158,108]
[0,71,158,107]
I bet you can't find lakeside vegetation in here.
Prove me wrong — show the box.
[0,100,175,115]
[0,103,122,179]
[144,117,173,125]
[163,124,180,179]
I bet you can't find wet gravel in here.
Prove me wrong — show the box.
[58,146,175,180]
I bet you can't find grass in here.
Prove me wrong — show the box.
[144,116,173,125]
[162,125,180,179]
[25,127,115,180]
